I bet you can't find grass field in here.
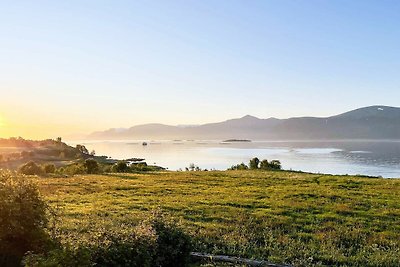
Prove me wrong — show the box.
[35,170,400,266]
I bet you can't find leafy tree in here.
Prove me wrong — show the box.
[269,160,282,170]
[249,157,260,169]
[84,159,99,174]
[76,144,89,155]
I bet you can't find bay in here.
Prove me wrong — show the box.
[71,140,400,178]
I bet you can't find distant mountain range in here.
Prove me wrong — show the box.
[87,106,400,140]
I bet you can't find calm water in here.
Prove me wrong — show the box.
[70,140,400,178]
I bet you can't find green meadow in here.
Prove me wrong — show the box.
[34,170,400,266]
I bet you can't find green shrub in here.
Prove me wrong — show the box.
[23,246,92,267]
[62,163,86,175]
[84,159,99,174]
[112,161,129,173]
[0,171,51,266]
[228,163,248,170]
[149,212,192,267]
[91,224,158,267]
[18,161,44,175]
[24,212,192,267]
[42,163,56,174]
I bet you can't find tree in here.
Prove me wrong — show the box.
[259,159,270,170]
[83,159,99,174]
[269,160,282,170]
[90,150,96,156]
[56,137,62,143]
[76,144,89,155]
[249,157,260,169]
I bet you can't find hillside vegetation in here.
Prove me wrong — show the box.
[32,170,400,266]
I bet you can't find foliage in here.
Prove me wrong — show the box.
[24,212,192,267]
[83,159,100,174]
[228,163,248,170]
[249,157,260,169]
[42,163,56,174]
[0,171,52,266]
[260,159,282,170]
[18,161,44,175]
[269,160,282,170]
[76,144,89,155]
[112,161,129,173]
[228,158,282,171]
[149,211,192,266]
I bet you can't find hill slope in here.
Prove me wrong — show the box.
[88,105,400,140]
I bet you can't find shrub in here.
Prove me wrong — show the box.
[112,161,129,173]
[43,163,56,174]
[19,161,44,175]
[63,163,86,175]
[83,159,99,174]
[149,212,192,267]
[0,171,51,266]
[24,212,192,267]
[23,246,92,267]
[228,163,248,170]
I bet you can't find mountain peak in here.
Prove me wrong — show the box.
[334,105,400,119]
[241,115,259,120]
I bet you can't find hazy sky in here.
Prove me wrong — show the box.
[1,0,399,139]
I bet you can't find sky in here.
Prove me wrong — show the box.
[1,0,400,139]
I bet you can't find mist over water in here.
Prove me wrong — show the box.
[73,140,400,178]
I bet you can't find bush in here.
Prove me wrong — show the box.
[83,159,99,174]
[24,212,192,267]
[228,163,248,170]
[62,163,86,175]
[19,161,44,176]
[112,161,129,173]
[43,163,56,174]
[0,171,51,266]
[150,212,192,267]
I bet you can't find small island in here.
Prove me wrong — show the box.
[222,139,252,142]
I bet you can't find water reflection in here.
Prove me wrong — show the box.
[71,140,400,178]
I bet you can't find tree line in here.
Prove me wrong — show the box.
[228,157,282,171]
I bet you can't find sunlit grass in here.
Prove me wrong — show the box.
[34,170,400,266]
